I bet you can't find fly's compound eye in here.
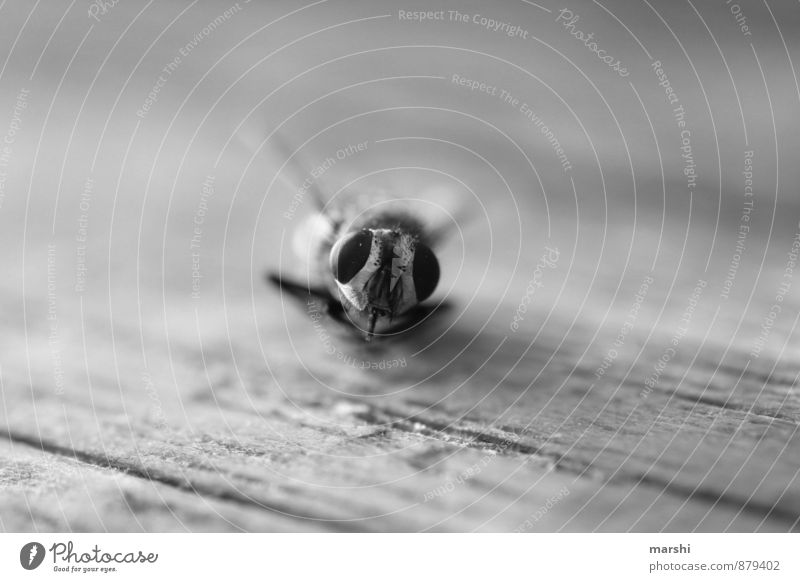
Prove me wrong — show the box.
[330,229,373,283]
[412,243,440,302]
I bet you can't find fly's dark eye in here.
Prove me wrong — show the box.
[330,229,373,283]
[412,243,439,302]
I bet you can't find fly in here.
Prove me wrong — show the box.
[267,138,451,341]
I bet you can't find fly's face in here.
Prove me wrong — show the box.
[329,227,440,339]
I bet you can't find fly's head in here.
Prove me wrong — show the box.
[329,228,440,340]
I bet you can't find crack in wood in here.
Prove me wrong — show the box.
[353,406,572,469]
